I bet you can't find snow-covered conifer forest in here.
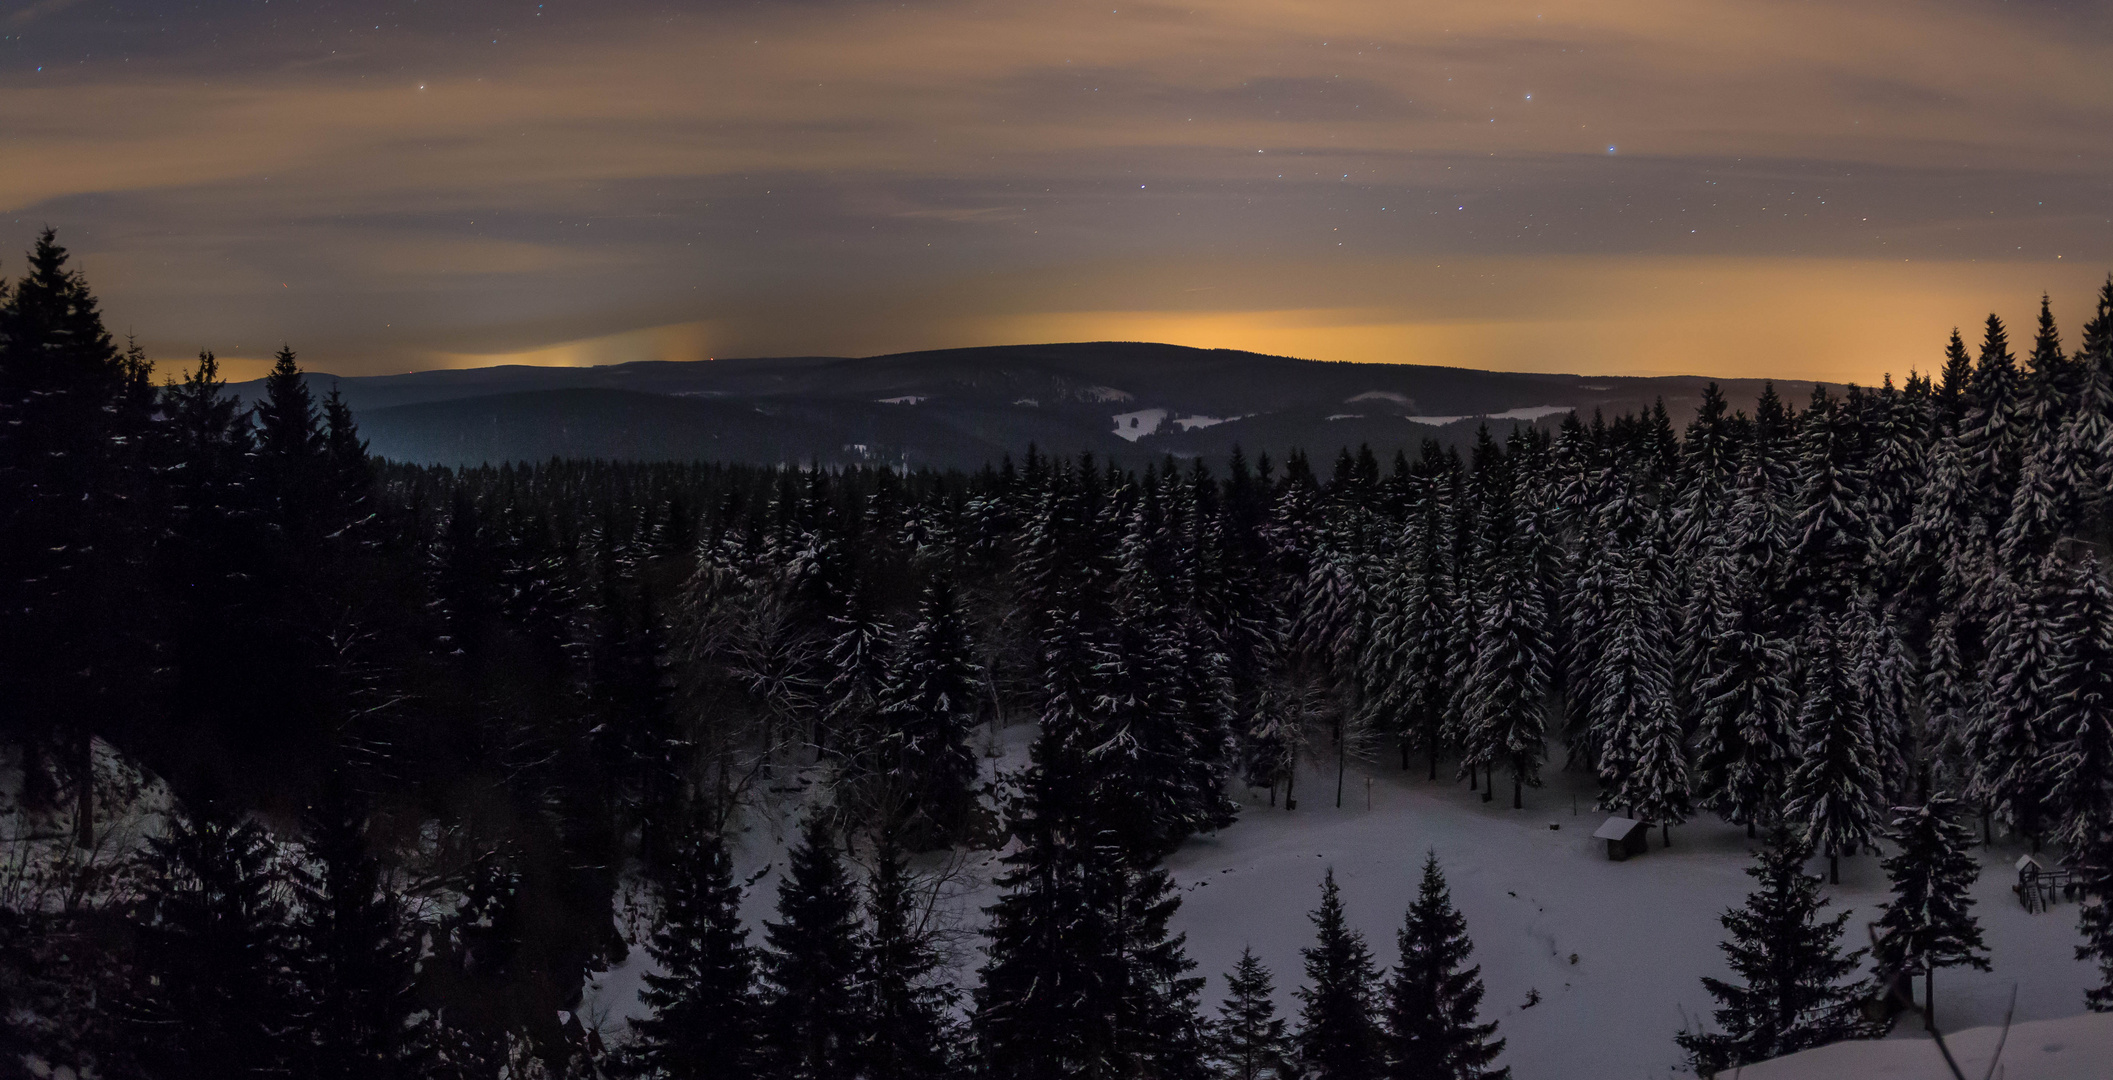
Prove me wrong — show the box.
[8,228,2113,1077]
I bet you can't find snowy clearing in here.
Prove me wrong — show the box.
[583,734,2097,1079]
[1347,391,1413,405]
[1739,1011,2113,1079]
[1484,405,1574,422]
[1113,408,1170,441]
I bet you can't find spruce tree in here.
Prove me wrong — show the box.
[2042,554,2113,851]
[1382,854,1508,1080]
[320,383,374,530]
[122,804,300,1080]
[876,572,981,842]
[1872,794,1988,1031]
[2077,825,2113,1012]
[288,779,429,1079]
[1295,869,1383,1080]
[1967,561,2060,845]
[1785,619,1884,883]
[1676,828,1869,1074]
[1212,947,1294,1080]
[1591,538,1686,834]
[760,815,867,1080]
[858,834,958,1080]
[973,544,1210,1080]
[627,828,762,1079]
[0,228,155,848]
[1690,564,1796,838]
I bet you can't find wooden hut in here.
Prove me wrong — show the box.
[1595,816,1649,860]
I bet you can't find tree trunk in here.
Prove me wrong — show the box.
[1662,822,1671,848]
[1512,771,1522,810]
[73,733,93,850]
[1829,851,1840,885]
[1285,765,1296,810]
[1924,968,1936,1032]
[1336,738,1346,809]
[1747,820,1756,840]
[1429,743,1439,782]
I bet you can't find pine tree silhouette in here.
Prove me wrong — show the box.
[1873,793,1988,1031]
[1677,828,1868,1074]
[1382,854,1508,1080]
[1212,947,1293,1080]
[288,776,431,1079]
[122,804,299,1079]
[1296,869,1383,1080]
[627,827,762,1079]
[759,815,867,1079]
[857,833,958,1080]
[1786,619,1883,883]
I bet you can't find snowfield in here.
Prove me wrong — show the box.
[583,728,2099,1079]
[1738,1012,2113,1080]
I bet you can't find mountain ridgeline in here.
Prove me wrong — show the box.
[228,342,1806,469]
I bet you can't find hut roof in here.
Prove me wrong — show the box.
[1594,816,1641,841]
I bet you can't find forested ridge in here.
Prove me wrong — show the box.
[6,228,2113,1077]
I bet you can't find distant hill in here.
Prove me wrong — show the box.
[227,342,1822,469]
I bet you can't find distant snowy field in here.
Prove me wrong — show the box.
[583,726,2099,1080]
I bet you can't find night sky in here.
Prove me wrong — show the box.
[4,0,2110,383]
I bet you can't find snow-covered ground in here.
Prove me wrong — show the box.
[581,729,2101,1079]
[1739,1012,2113,1079]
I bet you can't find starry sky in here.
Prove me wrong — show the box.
[4,0,2110,384]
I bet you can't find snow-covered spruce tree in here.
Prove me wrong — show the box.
[1104,495,1235,855]
[1382,853,1508,1080]
[1212,947,1295,1080]
[1296,869,1384,1080]
[1861,376,1929,562]
[626,828,762,1080]
[1783,386,1874,621]
[1461,525,1552,810]
[1673,382,1743,561]
[1457,442,1553,809]
[1610,534,1691,843]
[759,815,867,1080]
[1589,534,1686,833]
[2042,553,2113,852]
[1676,828,1870,1075]
[2054,356,2113,541]
[121,805,300,1079]
[1168,609,1241,836]
[1397,482,1462,780]
[875,571,981,843]
[1966,560,2060,846]
[288,779,430,1080]
[1690,558,1797,838]
[1844,591,1917,805]
[857,834,958,1080]
[972,555,1210,1080]
[2079,825,2113,1011]
[819,574,892,762]
[1961,314,2028,532]
[1785,618,1885,884]
[1873,793,1989,1031]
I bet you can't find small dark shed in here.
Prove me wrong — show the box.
[1595,816,1649,861]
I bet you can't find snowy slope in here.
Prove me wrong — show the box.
[580,731,2101,1080]
[1736,1011,2113,1080]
